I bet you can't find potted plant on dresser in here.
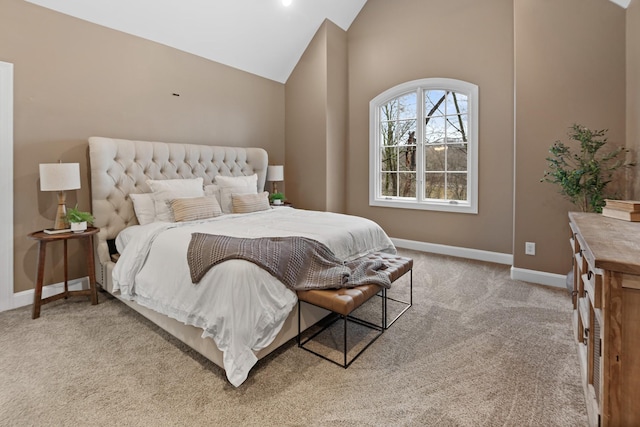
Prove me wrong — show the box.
[66,205,95,233]
[541,124,634,213]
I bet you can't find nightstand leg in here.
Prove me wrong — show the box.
[86,235,98,305]
[32,241,47,319]
[63,239,68,297]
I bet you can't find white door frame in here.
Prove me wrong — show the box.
[0,61,14,312]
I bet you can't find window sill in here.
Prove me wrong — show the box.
[369,198,477,214]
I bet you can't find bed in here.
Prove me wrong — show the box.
[88,136,395,386]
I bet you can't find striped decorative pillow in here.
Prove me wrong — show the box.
[170,196,223,222]
[232,191,270,214]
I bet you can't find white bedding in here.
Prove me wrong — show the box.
[112,207,395,386]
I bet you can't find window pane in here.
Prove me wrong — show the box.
[447,144,467,172]
[380,121,396,146]
[425,145,446,171]
[399,146,417,171]
[446,173,467,200]
[396,119,416,145]
[380,100,397,121]
[446,114,467,143]
[381,147,398,172]
[425,90,446,117]
[398,93,417,120]
[381,173,398,197]
[425,173,445,199]
[446,92,468,115]
[425,116,445,144]
[398,173,416,197]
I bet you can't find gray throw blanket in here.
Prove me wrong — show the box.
[187,233,391,290]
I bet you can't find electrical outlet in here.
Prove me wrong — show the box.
[525,242,536,256]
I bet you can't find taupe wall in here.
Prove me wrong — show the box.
[325,22,348,214]
[285,23,328,211]
[285,20,348,213]
[346,0,515,254]
[1,0,285,293]
[629,0,640,198]
[514,0,626,274]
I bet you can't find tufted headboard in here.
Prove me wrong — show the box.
[88,136,268,291]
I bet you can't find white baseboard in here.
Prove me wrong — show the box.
[510,267,567,289]
[391,237,513,265]
[392,237,566,289]
[6,277,90,312]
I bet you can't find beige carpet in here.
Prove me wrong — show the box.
[0,249,587,426]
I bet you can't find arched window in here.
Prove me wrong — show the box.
[369,78,478,213]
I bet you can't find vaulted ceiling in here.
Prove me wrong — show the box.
[25,0,367,84]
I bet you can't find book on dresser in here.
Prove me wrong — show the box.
[604,199,640,211]
[601,207,640,222]
[602,199,640,222]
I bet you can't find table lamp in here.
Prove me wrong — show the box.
[39,162,81,230]
[267,165,284,194]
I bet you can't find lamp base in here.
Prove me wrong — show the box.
[54,191,68,230]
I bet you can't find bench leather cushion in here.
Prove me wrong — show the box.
[297,285,381,316]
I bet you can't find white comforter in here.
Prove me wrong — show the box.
[112,207,395,386]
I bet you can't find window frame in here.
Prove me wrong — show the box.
[369,78,478,214]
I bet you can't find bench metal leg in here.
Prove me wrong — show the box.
[297,300,384,368]
[384,268,412,329]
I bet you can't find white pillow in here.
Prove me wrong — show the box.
[147,178,204,222]
[204,183,220,197]
[214,174,258,190]
[219,185,257,214]
[203,184,221,205]
[129,193,156,225]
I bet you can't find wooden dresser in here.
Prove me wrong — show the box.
[569,212,640,427]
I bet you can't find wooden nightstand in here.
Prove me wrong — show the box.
[28,227,100,319]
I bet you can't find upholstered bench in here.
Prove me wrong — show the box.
[297,252,413,368]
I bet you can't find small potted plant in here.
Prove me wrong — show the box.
[269,192,286,206]
[66,205,95,233]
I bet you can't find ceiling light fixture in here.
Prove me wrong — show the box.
[282,0,292,6]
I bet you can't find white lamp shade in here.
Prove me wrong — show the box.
[267,165,284,182]
[39,163,81,191]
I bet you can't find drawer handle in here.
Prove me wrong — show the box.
[583,328,589,345]
[587,270,593,280]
